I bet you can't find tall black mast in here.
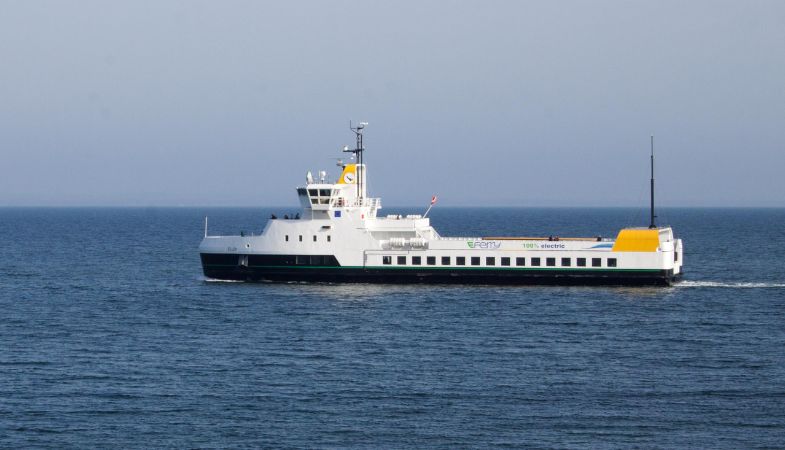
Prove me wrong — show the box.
[649,135,656,229]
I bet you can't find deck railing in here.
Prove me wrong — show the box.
[334,197,381,208]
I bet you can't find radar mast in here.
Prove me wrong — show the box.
[345,121,368,199]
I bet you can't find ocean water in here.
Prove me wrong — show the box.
[1,207,784,448]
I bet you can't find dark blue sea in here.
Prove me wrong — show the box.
[2,207,784,448]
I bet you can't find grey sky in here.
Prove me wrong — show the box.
[1,1,783,207]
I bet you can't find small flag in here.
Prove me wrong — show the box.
[424,195,438,218]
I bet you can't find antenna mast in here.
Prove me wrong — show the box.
[649,135,656,229]
[346,121,368,199]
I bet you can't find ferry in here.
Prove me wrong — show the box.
[200,123,683,286]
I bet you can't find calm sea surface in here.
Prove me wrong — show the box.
[1,207,784,448]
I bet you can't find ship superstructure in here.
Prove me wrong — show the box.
[199,124,683,286]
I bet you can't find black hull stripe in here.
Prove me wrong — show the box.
[202,266,680,286]
[200,253,679,286]
[206,264,661,273]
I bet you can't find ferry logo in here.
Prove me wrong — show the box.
[467,241,501,249]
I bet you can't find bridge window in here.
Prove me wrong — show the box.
[427,256,436,265]
[516,257,525,266]
[486,257,495,266]
[607,258,617,267]
[397,256,406,265]
[546,257,556,267]
[531,257,541,266]
[501,257,510,266]
[592,258,602,267]
[456,257,466,266]
[306,188,334,206]
[412,256,421,265]
[441,256,450,265]
[383,256,392,265]
[561,258,571,267]
[471,257,481,266]
[577,258,586,267]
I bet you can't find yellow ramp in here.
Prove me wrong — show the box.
[612,229,660,252]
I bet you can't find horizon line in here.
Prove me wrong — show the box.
[1,204,784,209]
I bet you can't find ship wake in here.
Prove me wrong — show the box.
[199,276,245,283]
[676,280,785,289]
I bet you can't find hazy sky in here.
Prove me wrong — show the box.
[1,1,783,207]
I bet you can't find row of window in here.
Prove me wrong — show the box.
[298,188,336,197]
[308,189,334,197]
[298,188,341,205]
[285,235,332,243]
[382,255,618,268]
[200,253,340,267]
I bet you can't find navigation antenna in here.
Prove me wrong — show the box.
[345,121,368,199]
[649,135,656,229]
